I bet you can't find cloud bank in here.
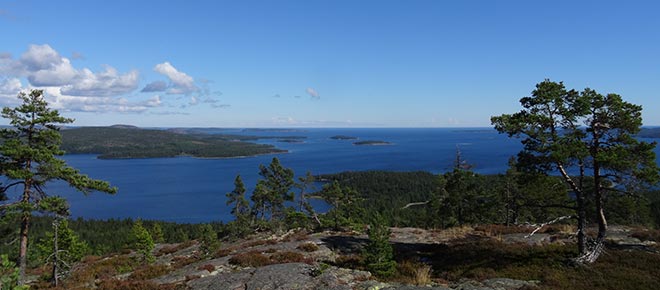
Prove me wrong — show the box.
[0,44,222,114]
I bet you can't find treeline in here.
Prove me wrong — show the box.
[318,166,660,229]
[60,126,286,159]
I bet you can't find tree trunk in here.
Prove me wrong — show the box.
[53,220,59,287]
[575,190,587,255]
[18,174,32,285]
[19,211,30,284]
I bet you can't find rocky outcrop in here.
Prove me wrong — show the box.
[188,263,371,290]
[186,262,538,290]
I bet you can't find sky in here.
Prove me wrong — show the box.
[1,0,659,127]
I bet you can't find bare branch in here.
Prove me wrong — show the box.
[401,200,430,209]
[557,163,582,195]
[525,215,573,238]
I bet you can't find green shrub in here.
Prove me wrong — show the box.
[363,216,396,278]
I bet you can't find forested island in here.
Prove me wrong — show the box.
[353,140,391,146]
[60,126,289,159]
[330,135,358,140]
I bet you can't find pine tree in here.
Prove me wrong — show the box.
[257,157,295,221]
[131,219,154,263]
[0,90,116,282]
[150,223,165,244]
[363,215,396,278]
[296,171,321,227]
[198,224,220,256]
[492,80,660,263]
[226,175,250,220]
[35,219,90,286]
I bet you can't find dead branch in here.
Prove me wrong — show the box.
[401,200,430,209]
[524,215,573,238]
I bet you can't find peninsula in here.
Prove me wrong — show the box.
[60,126,286,159]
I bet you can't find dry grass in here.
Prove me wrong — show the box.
[631,229,660,242]
[212,248,232,258]
[243,239,278,248]
[474,224,533,236]
[282,230,310,242]
[67,255,137,285]
[270,251,311,264]
[229,251,271,267]
[333,254,365,270]
[396,260,432,286]
[156,240,197,256]
[171,255,199,268]
[297,242,320,252]
[228,250,312,267]
[430,225,475,241]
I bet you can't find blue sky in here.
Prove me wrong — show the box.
[1,0,659,127]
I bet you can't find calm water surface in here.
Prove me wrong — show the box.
[19,128,621,223]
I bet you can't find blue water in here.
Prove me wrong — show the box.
[4,128,532,223]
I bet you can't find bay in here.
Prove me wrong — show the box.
[12,128,560,222]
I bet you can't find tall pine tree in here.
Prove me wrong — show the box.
[0,90,116,282]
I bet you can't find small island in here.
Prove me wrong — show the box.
[353,140,392,146]
[277,139,305,143]
[330,135,358,140]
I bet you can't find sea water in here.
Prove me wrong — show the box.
[10,128,591,222]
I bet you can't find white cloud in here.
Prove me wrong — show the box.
[143,95,162,107]
[0,44,221,114]
[272,116,296,124]
[61,66,139,97]
[154,62,198,94]
[26,57,78,86]
[43,88,160,113]
[20,44,63,71]
[0,53,22,75]
[0,77,23,104]
[306,87,320,100]
[1,44,139,96]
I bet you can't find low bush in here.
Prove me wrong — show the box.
[228,251,271,267]
[297,242,319,252]
[270,251,309,264]
[212,248,232,258]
